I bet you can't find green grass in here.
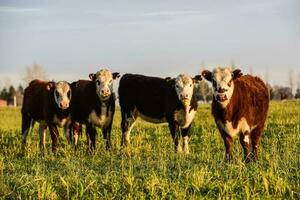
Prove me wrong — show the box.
[0,101,300,199]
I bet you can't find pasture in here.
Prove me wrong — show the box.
[0,101,299,199]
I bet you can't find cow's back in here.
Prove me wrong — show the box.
[22,80,49,120]
[118,74,178,116]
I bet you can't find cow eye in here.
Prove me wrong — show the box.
[67,91,71,98]
[55,91,60,98]
[212,80,217,87]
[175,84,179,88]
[190,84,192,87]
[96,80,100,85]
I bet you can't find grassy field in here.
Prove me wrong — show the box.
[0,101,300,199]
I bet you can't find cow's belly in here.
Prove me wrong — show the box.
[53,114,71,128]
[138,112,167,124]
[216,117,256,138]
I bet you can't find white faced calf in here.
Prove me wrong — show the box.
[202,67,269,162]
[21,80,72,153]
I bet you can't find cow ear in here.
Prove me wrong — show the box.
[232,69,243,80]
[46,82,55,91]
[112,72,120,79]
[193,75,202,84]
[89,73,96,81]
[165,77,172,81]
[201,70,212,82]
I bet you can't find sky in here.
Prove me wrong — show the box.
[0,0,299,89]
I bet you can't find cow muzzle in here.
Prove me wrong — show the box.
[216,93,228,102]
[59,101,69,110]
[180,93,190,107]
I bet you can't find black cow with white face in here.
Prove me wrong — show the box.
[70,69,120,151]
[118,73,201,154]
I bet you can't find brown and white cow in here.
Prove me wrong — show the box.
[21,80,72,153]
[118,73,202,154]
[202,67,269,162]
[69,69,120,151]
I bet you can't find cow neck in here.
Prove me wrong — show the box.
[93,92,115,116]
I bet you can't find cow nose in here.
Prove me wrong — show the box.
[101,89,110,96]
[218,88,227,93]
[60,102,69,109]
[180,93,188,99]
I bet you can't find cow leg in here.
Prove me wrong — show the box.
[168,121,181,153]
[181,125,191,154]
[64,124,71,144]
[222,132,233,162]
[86,124,97,152]
[39,123,47,153]
[251,127,263,161]
[103,123,112,150]
[72,122,81,150]
[49,125,59,153]
[21,113,32,151]
[121,108,136,147]
[239,131,251,162]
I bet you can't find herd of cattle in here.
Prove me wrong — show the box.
[20,67,269,162]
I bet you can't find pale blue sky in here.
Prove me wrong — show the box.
[0,0,299,88]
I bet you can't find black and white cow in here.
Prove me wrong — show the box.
[70,69,120,151]
[118,73,202,153]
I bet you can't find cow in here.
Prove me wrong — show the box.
[201,67,269,162]
[69,69,120,151]
[118,73,202,154]
[21,80,72,153]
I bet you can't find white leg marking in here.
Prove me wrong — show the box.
[64,126,70,143]
[183,136,190,154]
[243,135,250,144]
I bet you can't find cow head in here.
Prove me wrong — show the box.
[202,67,242,107]
[89,69,120,101]
[174,74,201,108]
[53,81,72,110]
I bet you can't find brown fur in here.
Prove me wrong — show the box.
[21,80,71,152]
[211,75,269,161]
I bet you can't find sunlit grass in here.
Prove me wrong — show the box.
[0,101,299,199]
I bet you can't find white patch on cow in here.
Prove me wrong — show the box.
[53,114,71,128]
[217,117,256,138]
[183,136,190,154]
[123,117,136,145]
[174,107,196,128]
[175,74,194,108]
[88,104,112,128]
[244,135,250,144]
[54,81,71,109]
[94,69,114,101]
[212,67,235,108]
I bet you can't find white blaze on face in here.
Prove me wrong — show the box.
[175,74,194,108]
[54,81,71,110]
[95,69,114,101]
[212,67,234,107]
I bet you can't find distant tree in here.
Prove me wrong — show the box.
[194,81,213,102]
[0,88,9,100]
[17,84,24,94]
[272,86,293,100]
[288,70,294,97]
[23,63,48,85]
[295,88,300,99]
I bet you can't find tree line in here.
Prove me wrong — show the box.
[0,64,300,106]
